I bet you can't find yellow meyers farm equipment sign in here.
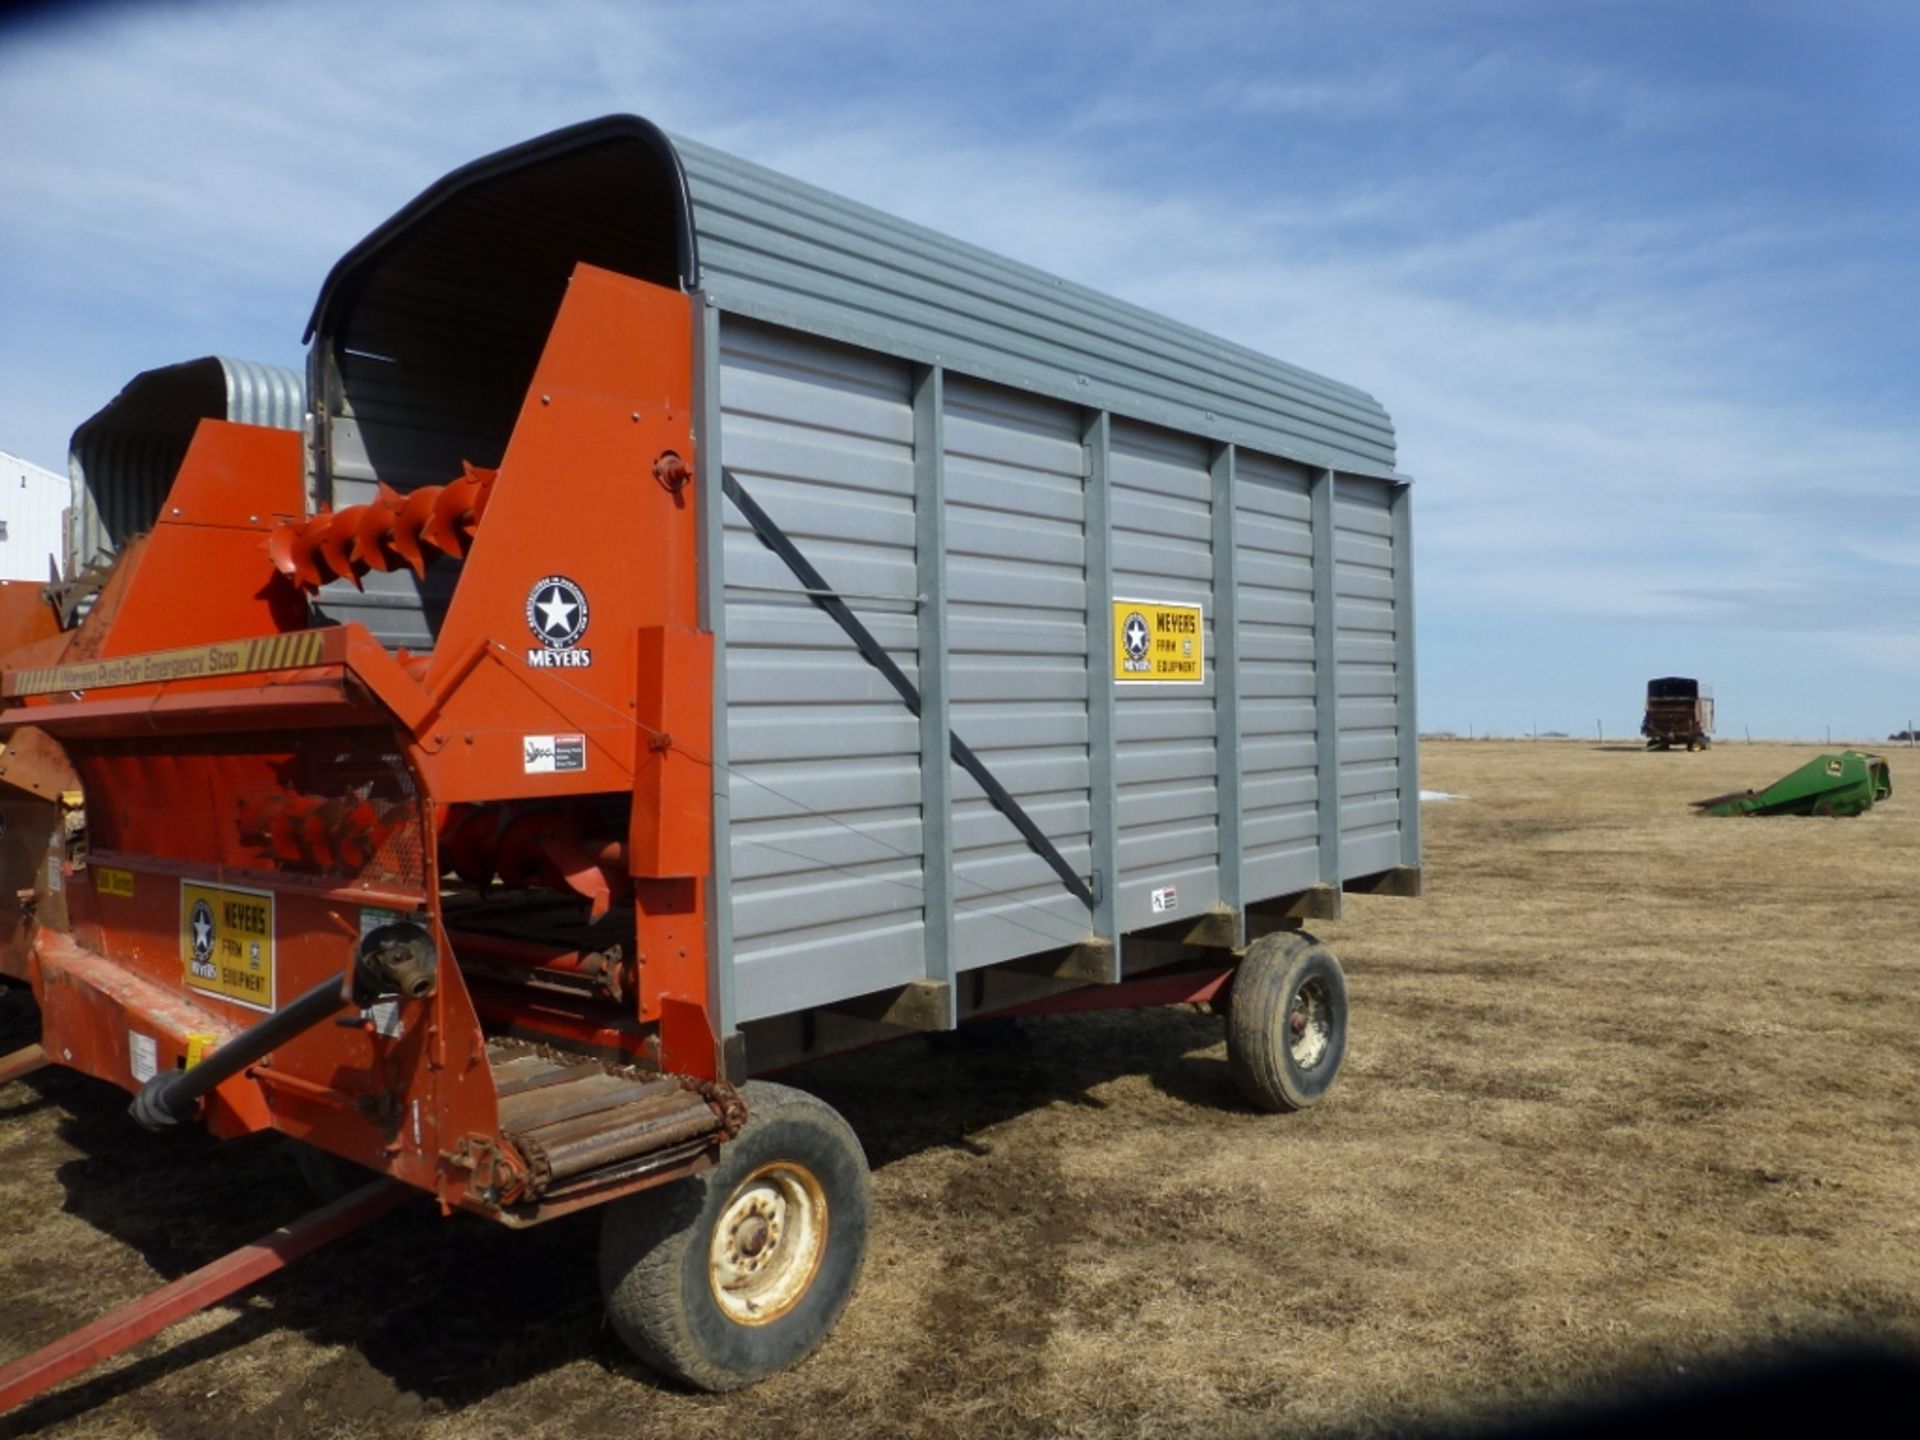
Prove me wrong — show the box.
[180,880,277,1012]
[1112,598,1205,685]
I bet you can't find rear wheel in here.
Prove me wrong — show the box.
[1226,931,1349,1112]
[599,1081,870,1391]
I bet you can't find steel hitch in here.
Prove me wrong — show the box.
[129,922,437,1130]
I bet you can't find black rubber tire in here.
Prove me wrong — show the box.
[599,1081,870,1392]
[290,1140,377,1204]
[0,982,39,1057]
[1226,931,1349,1113]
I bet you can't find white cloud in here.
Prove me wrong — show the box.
[0,0,1913,730]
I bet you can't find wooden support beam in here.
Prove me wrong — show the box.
[1344,866,1423,898]
[1180,907,1241,950]
[1009,940,1115,984]
[823,980,952,1033]
[1249,885,1344,924]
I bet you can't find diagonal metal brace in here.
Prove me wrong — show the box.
[723,469,1094,910]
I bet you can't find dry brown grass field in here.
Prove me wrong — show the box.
[2,739,1917,1438]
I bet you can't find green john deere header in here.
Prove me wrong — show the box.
[1695,751,1893,817]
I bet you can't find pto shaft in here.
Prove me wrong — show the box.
[128,923,437,1131]
[128,973,351,1131]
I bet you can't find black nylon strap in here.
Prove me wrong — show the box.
[723,469,1095,911]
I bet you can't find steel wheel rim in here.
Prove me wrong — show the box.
[708,1160,829,1326]
[1287,975,1333,1071]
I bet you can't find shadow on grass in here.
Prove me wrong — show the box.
[0,1004,1247,1433]
[788,1004,1246,1167]
[0,1064,634,1438]
[1418,1337,1920,1439]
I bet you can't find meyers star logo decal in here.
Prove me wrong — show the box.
[525,575,593,669]
[535,586,578,638]
[189,898,217,977]
[1122,610,1151,671]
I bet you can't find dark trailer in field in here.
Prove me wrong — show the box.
[1643,676,1714,751]
[0,114,1418,1404]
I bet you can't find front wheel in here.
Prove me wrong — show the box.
[1226,931,1349,1112]
[290,1140,377,1204]
[599,1081,870,1391]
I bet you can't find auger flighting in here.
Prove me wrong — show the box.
[267,461,497,592]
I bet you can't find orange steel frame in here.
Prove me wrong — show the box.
[0,265,715,1220]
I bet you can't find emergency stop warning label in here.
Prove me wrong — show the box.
[180,881,276,1012]
[1112,598,1205,685]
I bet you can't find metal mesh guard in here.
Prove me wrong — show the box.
[76,730,427,891]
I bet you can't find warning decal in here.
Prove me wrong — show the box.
[6,631,327,698]
[523,734,587,773]
[95,866,136,899]
[1113,598,1205,685]
[180,880,276,1012]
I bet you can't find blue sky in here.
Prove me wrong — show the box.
[1,0,1914,739]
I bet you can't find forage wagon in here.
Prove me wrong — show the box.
[0,114,1418,1402]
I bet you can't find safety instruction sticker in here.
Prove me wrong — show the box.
[1113,598,1205,685]
[5,631,328,698]
[95,866,136,899]
[523,734,587,773]
[180,880,276,1012]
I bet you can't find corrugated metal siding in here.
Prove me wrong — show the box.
[303,119,1400,661]
[1334,476,1403,877]
[718,318,928,1021]
[290,120,1417,1030]
[303,133,693,652]
[221,357,306,432]
[67,356,304,571]
[1111,419,1220,931]
[942,375,1095,968]
[307,348,470,650]
[0,451,71,583]
[673,135,1397,483]
[1234,451,1322,900]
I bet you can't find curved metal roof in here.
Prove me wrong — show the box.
[306,115,1397,480]
[67,355,304,563]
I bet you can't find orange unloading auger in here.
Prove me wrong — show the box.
[260,466,642,908]
[0,265,736,1410]
[266,459,497,594]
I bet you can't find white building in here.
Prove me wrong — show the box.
[0,450,71,582]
